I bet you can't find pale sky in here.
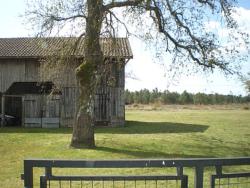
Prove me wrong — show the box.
[0,0,249,95]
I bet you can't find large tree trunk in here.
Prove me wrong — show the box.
[71,0,103,148]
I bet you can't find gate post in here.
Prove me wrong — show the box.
[22,96,25,127]
[181,176,188,188]
[24,160,33,188]
[194,165,204,188]
[177,167,188,188]
[40,176,47,188]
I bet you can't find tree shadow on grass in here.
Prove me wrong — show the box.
[95,146,215,158]
[0,127,72,134]
[96,121,209,134]
[0,121,209,134]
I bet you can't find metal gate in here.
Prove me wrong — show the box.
[40,174,188,188]
[21,158,250,188]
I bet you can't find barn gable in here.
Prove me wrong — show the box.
[0,37,132,128]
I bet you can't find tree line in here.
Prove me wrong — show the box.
[125,89,250,105]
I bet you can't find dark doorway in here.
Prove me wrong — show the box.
[4,96,22,126]
[4,81,55,127]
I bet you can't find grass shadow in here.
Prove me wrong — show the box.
[95,146,215,158]
[0,121,209,134]
[96,121,209,134]
[0,127,72,134]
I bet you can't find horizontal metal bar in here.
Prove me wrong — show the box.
[212,172,250,179]
[46,175,186,181]
[24,157,250,168]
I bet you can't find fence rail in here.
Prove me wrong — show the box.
[21,157,250,188]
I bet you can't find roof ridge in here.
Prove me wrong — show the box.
[0,37,128,39]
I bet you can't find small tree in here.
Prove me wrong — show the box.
[25,0,249,148]
[244,73,250,94]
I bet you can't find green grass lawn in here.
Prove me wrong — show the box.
[0,109,249,187]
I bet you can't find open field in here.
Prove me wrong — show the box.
[125,103,250,111]
[0,108,250,187]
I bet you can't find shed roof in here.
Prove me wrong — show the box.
[0,37,133,59]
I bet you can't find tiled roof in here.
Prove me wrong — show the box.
[0,37,133,59]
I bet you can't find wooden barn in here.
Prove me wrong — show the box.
[0,37,133,128]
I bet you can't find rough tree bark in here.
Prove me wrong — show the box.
[70,0,103,148]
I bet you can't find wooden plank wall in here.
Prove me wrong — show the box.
[0,59,40,93]
[23,94,60,128]
[60,87,79,127]
[93,60,125,126]
[0,59,78,93]
[0,58,126,127]
[23,95,42,127]
[110,88,125,126]
[24,95,42,118]
[94,87,111,124]
[45,95,60,118]
[43,95,60,128]
[109,61,125,126]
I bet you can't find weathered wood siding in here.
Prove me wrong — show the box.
[43,95,60,128]
[0,58,126,127]
[0,59,79,93]
[0,59,40,93]
[24,95,42,127]
[110,88,125,126]
[23,94,60,128]
[60,87,79,127]
[93,61,125,126]
[94,87,111,125]
[110,62,125,126]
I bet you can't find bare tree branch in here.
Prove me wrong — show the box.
[50,14,86,21]
[105,9,131,37]
[197,0,215,9]
[104,0,144,10]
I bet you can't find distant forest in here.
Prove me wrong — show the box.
[125,89,250,105]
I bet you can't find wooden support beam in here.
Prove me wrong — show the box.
[22,96,25,127]
[1,95,5,127]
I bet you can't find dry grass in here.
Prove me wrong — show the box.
[126,103,250,111]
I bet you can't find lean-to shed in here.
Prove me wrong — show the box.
[0,37,133,128]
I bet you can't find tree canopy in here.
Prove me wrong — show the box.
[25,0,250,148]
[26,0,249,73]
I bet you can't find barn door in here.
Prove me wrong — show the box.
[42,95,60,128]
[24,95,60,128]
[94,87,110,126]
[24,95,42,128]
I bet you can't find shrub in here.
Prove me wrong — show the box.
[242,106,249,110]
